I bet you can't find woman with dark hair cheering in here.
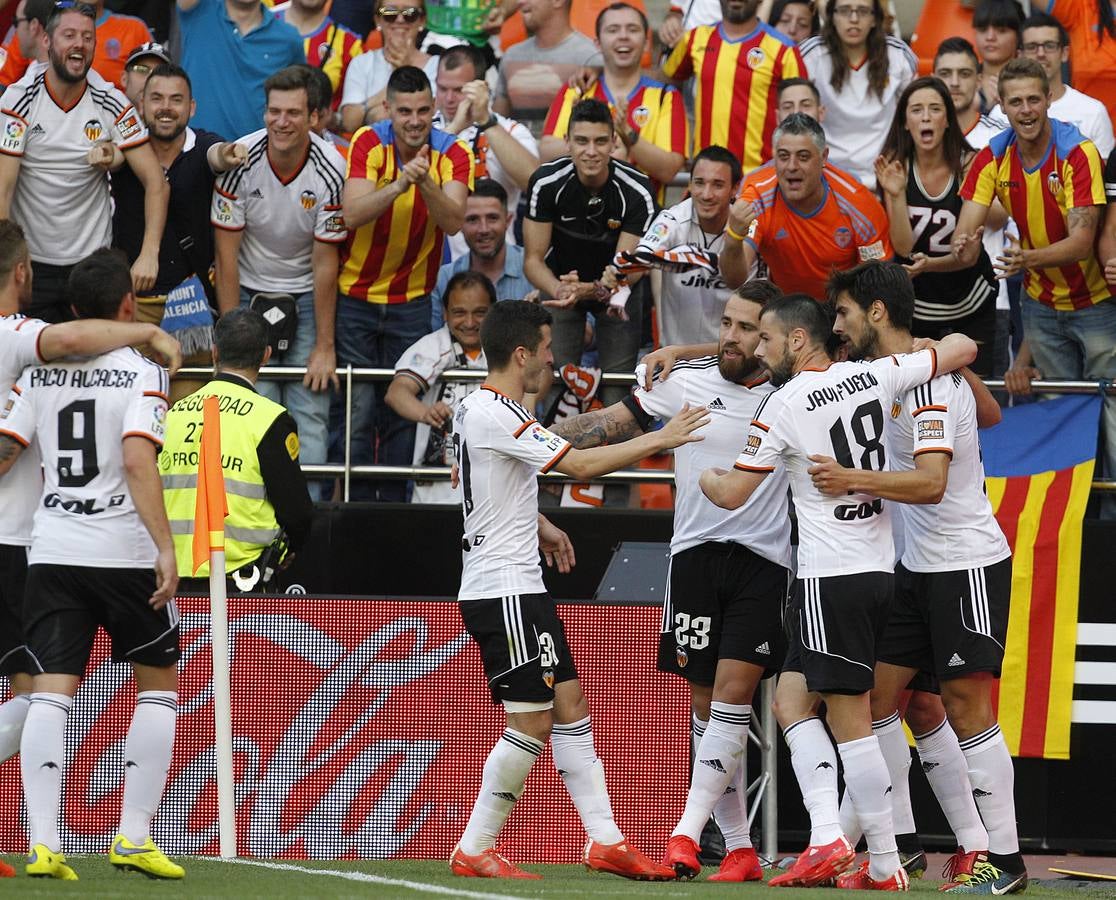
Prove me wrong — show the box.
[800,0,917,189]
[875,76,1000,376]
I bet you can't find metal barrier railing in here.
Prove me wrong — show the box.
[175,366,1116,500]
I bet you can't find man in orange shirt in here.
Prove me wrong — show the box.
[0,0,50,87]
[719,113,891,299]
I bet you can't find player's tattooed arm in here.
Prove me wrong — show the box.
[0,433,25,475]
[548,402,646,449]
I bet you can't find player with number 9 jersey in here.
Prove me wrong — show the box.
[0,347,169,567]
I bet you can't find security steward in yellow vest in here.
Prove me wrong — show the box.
[159,308,313,591]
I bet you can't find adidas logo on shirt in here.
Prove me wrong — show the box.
[775,228,788,239]
[249,188,263,198]
[948,653,966,667]
[29,124,44,136]
[708,397,727,411]
[699,758,727,774]
[754,641,771,655]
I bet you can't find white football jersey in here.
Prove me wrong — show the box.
[0,63,149,265]
[453,386,570,601]
[634,356,791,566]
[394,326,487,505]
[0,315,47,546]
[637,198,732,347]
[799,36,918,189]
[735,351,937,578]
[211,129,347,294]
[889,371,1010,572]
[0,348,169,567]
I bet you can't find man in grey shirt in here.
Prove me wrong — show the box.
[493,0,601,119]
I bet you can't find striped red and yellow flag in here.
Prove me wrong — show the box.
[192,395,228,576]
[982,394,1101,759]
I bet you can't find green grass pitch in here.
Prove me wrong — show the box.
[0,856,1106,898]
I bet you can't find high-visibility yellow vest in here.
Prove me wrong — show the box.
[159,378,286,577]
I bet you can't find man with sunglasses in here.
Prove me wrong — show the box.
[176,0,304,141]
[0,0,51,87]
[0,1,169,323]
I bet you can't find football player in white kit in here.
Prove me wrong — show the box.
[700,293,977,892]
[0,223,182,880]
[0,249,181,881]
[811,261,1026,895]
[549,280,793,882]
[450,300,707,880]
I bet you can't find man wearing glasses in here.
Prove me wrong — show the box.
[176,0,305,141]
[0,1,168,322]
[0,0,51,87]
[987,10,1114,159]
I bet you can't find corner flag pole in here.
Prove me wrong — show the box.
[194,395,235,858]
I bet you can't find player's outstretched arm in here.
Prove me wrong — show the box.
[123,436,178,609]
[554,403,708,480]
[930,333,978,375]
[960,367,1002,428]
[0,433,25,477]
[39,321,183,375]
[638,342,718,390]
[547,398,646,449]
[699,465,766,510]
[807,452,949,505]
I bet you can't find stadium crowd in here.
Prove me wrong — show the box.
[0,0,1114,887]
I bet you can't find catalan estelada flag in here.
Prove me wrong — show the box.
[981,394,1101,759]
[192,395,228,575]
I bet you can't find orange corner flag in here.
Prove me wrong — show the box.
[192,395,229,575]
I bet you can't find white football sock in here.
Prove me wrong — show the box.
[960,724,1019,855]
[914,718,988,851]
[0,693,30,763]
[20,693,72,853]
[673,703,749,843]
[838,735,900,882]
[874,712,916,835]
[552,716,624,845]
[783,716,842,845]
[458,728,543,855]
[119,691,177,844]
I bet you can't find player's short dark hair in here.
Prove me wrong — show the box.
[826,260,914,330]
[972,0,1024,34]
[595,1,648,37]
[568,98,613,133]
[470,177,508,208]
[144,62,192,96]
[692,145,742,189]
[934,36,981,70]
[68,248,133,320]
[46,1,95,34]
[215,307,270,370]
[998,56,1049,98]
[777,76,821,105]
[24,0,55,29]
[444,270,497,309]
[0,220,28,284]
[387,65,432,99]
[481,300,551,369]
[772,111,826,152]
[439,43,487,80]
[762,293,835,346]
[264,65,314,111]
[1022,10,1068,45]
[734,278,782,307]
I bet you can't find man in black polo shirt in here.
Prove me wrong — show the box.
[523,98,656,405]
[111,61,245,398]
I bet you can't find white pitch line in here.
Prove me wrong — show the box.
[221,857,530,899]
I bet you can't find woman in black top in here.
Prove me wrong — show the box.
[875,75,1000,376]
